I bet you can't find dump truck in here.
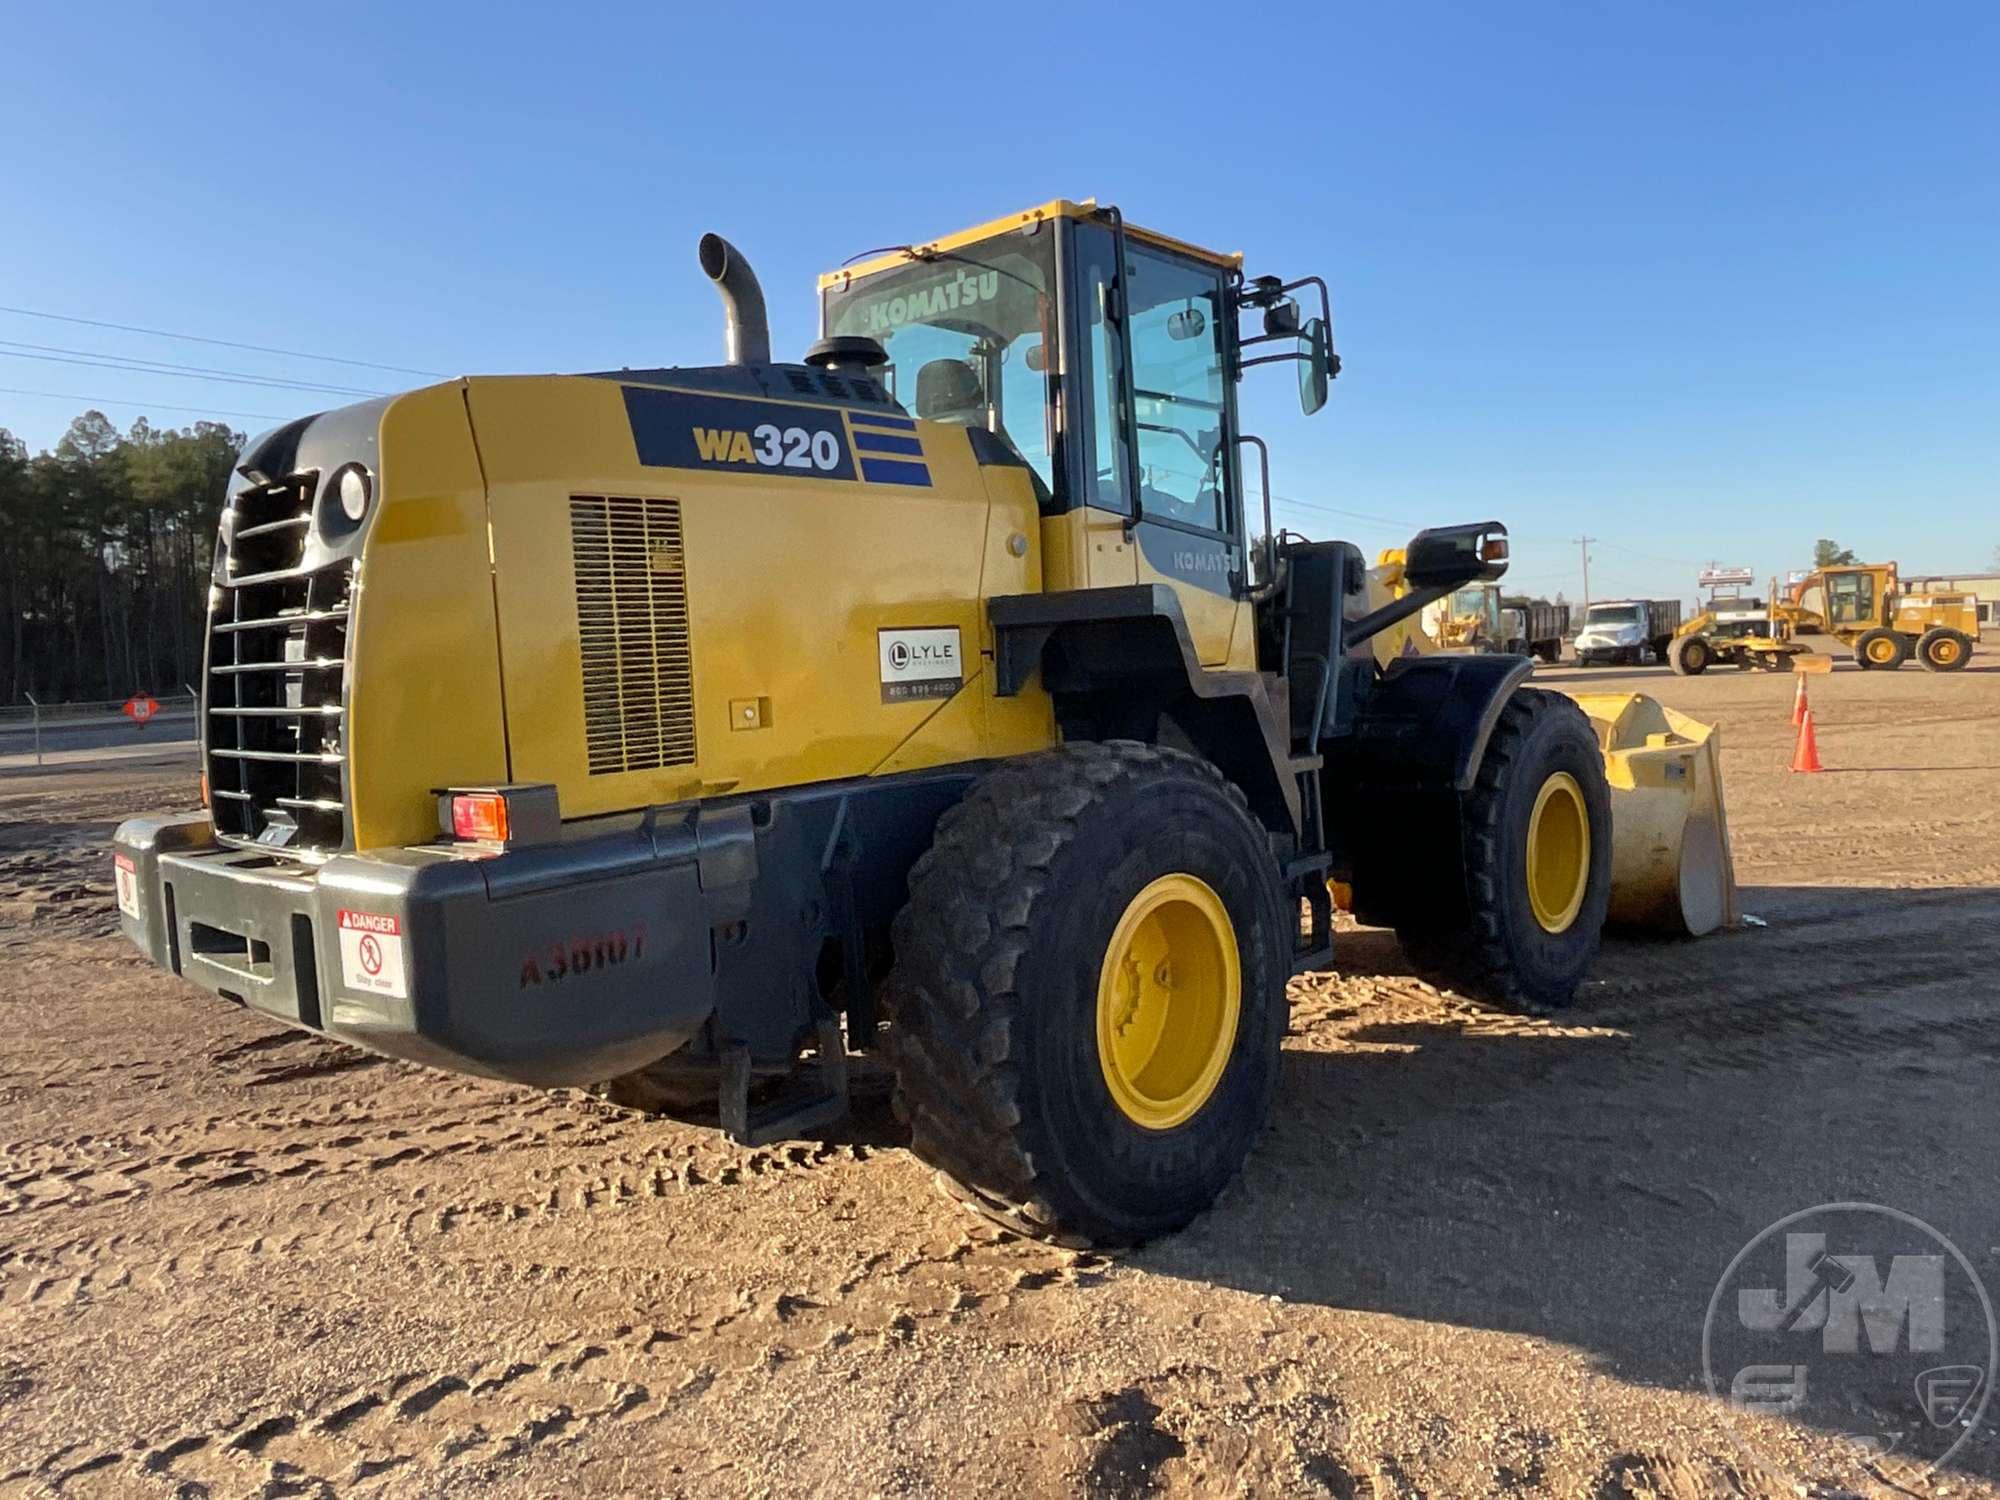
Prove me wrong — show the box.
[1670,564,1978,674]
[114,199,1642,1246]
[1505,600,1570,663]
[1574,598,1682,666]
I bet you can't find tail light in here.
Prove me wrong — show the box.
[450,793,509,843]
[436,784,560,849]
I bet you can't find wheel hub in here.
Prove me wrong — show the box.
[1096,875,1241,1130]
[1526,772,1591,935]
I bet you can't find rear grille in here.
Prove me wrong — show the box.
[569,495,697,776]
[205,473,351,853]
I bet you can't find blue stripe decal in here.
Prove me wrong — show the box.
[860,458,932,487]
[853,430,923,456]
[849,411,917,431]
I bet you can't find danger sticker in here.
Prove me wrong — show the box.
[113,852,141,921]
[337,908,408,999]
[878,627,962,703]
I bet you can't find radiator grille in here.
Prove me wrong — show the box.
[569,496,697,775]
[205,473,351,853]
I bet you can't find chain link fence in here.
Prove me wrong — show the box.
[0,689,200,766]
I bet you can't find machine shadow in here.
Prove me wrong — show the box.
[1136,882,2000,1472]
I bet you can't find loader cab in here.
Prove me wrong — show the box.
[1823,566,1887,630]
[818,200,1336,655]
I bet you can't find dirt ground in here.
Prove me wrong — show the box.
[3,655,1998,1498]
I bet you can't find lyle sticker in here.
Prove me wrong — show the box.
[879,627,963,703]
[113,852,140,921]
[337,909,408,999]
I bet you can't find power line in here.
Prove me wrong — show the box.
[0,386,285,423]
[0,304,448,379]
[1269,492,1424,531]
[1593,536,1706,572]
[0,341,383,398]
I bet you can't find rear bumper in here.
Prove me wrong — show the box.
[112,813,732,1087]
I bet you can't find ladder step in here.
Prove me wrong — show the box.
[1284,851,1333,880]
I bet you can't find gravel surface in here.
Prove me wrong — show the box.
[2,658,1997,1497]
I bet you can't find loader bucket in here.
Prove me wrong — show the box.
[1567,692,1739,936]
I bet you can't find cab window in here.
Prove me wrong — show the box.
[1124,244,1232,534]
[821,234,1059,501]
[1826,571,1875,625]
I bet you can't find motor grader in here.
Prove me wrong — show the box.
[113,199,1730,1246]
[1669,562,1977,674]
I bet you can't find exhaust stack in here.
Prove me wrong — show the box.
[697,232,771,366]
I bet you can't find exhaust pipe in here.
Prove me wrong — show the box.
[698,232,771,366]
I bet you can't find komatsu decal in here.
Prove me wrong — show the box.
[852,268,1002,335]
[623,387,857,479]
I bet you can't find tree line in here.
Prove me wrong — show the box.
[0,410,242,706]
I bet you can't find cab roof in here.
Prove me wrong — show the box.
[817,198,1244,292]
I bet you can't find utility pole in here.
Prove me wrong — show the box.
[1574,536,1596,609]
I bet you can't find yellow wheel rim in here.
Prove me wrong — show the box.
[1095,874,1241,1131]
[1933,637,1963,665]
[1525,772,1591,935]
[1867,636,1899,664]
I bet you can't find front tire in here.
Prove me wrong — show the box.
[1854,628,1907,670]
[1671,634,1711,676]
[883,743,1289,1247]
[1394,690,1612,1010]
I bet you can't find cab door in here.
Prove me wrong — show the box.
[1825,569,1878,630]
[1123,242,1245,666]
[1063,223,1245,665]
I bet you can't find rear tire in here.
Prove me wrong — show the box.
[1671,635,1711,676]
[1854,628,1907,670]
[883,742,1289,1247]
[1918,627,1971,672]
[1393,690,1611,1010]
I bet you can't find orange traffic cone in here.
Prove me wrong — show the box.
[1790,707,1823,773]
[1792,674,1809,727]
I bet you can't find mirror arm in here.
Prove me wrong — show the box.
[1345,583,1458,651]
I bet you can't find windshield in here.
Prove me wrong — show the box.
[1586,604,1641,625]
[822,235,1057,497]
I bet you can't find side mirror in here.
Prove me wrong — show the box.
[1298,316,1333,415]
[1403,522,1510,590]
[1166,306,1207,341]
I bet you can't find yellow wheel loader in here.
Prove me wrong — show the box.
[115,199,1632,1246]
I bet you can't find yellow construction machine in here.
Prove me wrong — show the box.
[111,199,1730,1246]
[1671,563,1978,674]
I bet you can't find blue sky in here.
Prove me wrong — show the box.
[4,1,1995,602]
